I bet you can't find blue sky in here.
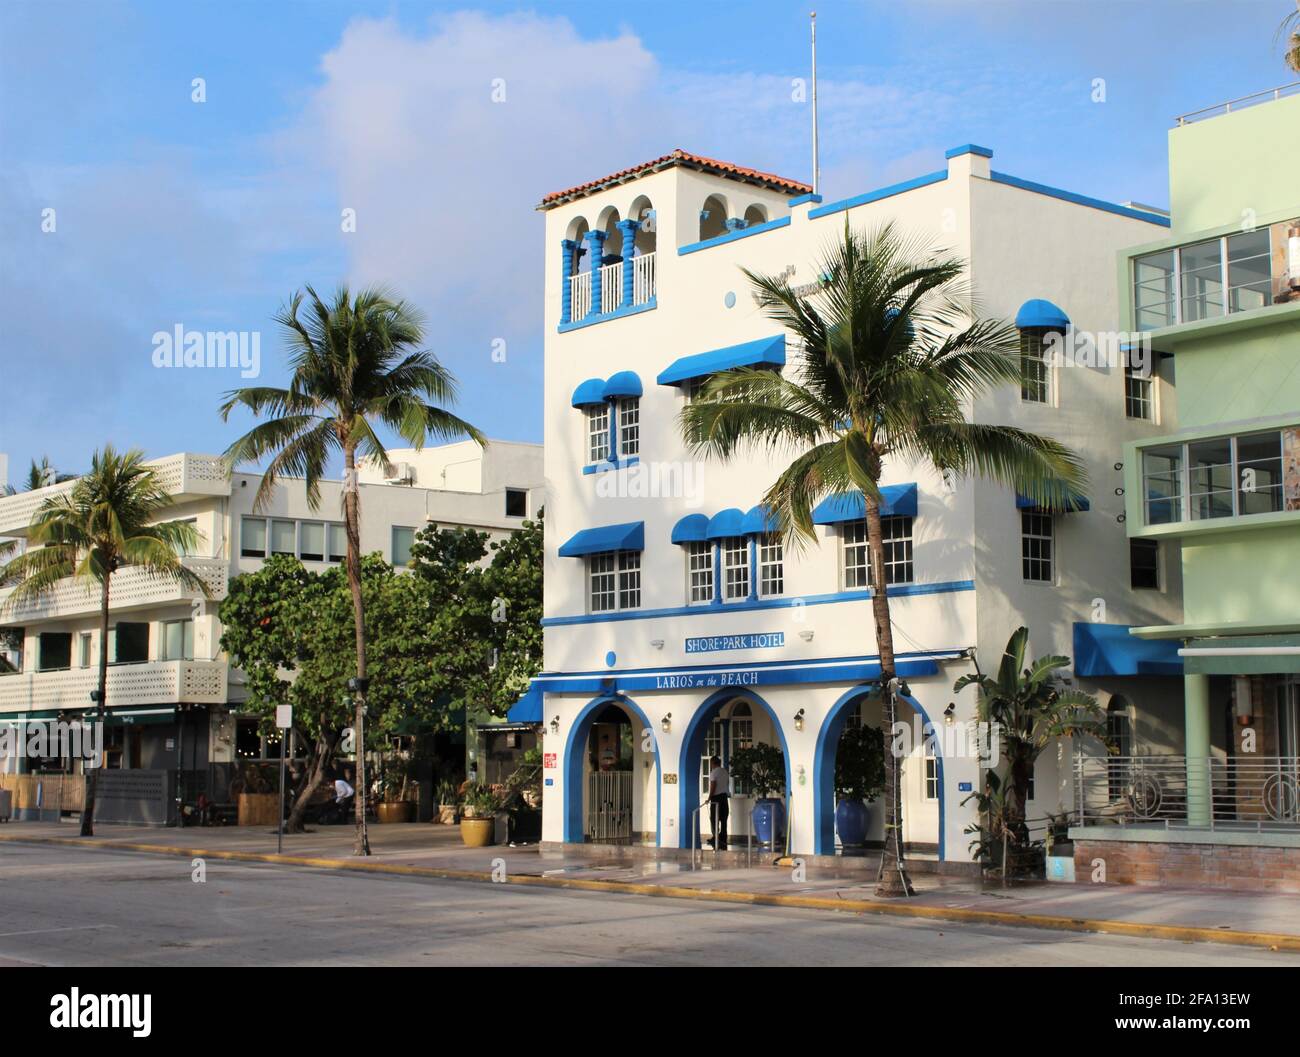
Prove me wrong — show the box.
[1,0,1294,482]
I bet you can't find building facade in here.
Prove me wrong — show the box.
[526,146,1185,864]
[0,440,543,820]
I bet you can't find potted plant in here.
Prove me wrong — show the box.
[435,779,460,825]
[729,743,787,847]
[459,782,503,847]
[376,760,415,824]
[834,723,886,848]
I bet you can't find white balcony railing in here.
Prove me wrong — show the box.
[633,251,656,305]
[0,453,230,536]
[0,659,228,712]
[1174,81,1300,125]
[1074,753,1300,831]
[566,251,657,322]
[570,270,592,321]
[600,261,623,315]
[0,557,228,623]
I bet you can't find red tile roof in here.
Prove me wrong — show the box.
[538,149,812,209]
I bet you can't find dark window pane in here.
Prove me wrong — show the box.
[1130,539,1159,590]
[38,632,72,671]
[112,622,149,664]
[505,488,527,518]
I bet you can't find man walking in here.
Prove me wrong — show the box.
[707,754,729,851]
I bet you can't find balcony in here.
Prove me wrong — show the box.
[0,659,228,712]
[562,251,656,332]
[0,556,228,623]
[0,452,230,537]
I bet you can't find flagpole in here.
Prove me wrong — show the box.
[810,11,820,196]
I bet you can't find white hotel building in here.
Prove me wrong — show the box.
[519,146,1191,864]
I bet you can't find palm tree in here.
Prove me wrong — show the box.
[0,446,206,835]
[1279,2,1300,72]
[220,284,484,856]
[679,222,1087,895]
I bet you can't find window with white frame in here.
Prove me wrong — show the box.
[700,718,723,800]
[77,632,92,669]
[1141,430,1285,525]
[1133,228,1281,331]
[589,551,640,613]
[1124,361,1154,421]
[843,516,913,588]
[758,534,783,597]
[618,550,641,609]
[618,398,639,457]
[1020,329,1053,404]
[391,526,416,567]
[160,619,194,661]
[1021,512,1054,583]
[587,404,610,463]
[722,538,749,602]
[328,523,348,563]
[299,521,325,562]
[842,519,869,589]
[925,755,939,800]
[240,516,267,558]
[271,519,296,556]
[730,702,753,795]
[686,541,713,604]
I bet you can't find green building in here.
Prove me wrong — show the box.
[1073,83,1300,888]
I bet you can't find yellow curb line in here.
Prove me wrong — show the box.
[4,832,1299,954]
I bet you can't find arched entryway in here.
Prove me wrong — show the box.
[563,694,660,845]
[677,689,791,850]
[813,686,945,858]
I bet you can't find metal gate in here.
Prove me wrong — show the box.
[586,771,633,843]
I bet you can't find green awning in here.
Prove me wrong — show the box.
[1179,634,1300,675]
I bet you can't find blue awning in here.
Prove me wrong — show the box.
[602,371,642,400]
[670,513,709,544]
[705,508,746,540]
[1016,490,1090,513]
[741,504,779,535]
[1015,298,1070,330]
[811,483,918,525]
[557,521,645,557]
[1073,622,1183,677]
[571,378,606,407]
[506,682,543,724]
[656,335,786,386]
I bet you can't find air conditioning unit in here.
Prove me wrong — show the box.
[384,463,414,485]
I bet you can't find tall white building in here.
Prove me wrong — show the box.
[0,440,543,815]
[523,146,1189,863]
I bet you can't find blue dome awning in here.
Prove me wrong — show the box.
[1016,489,1090,513]
[811,482,918,525]
[506,682,543,724]
[602,371,643,400]
[657,335,786,387]
[741,504,779,535]
[1014,298,1070,330]
[557,521,645,557]
[705,508,746,540]
[571,378,607,407]
[670,513,709,544]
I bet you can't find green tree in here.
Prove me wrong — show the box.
[679,222,1086,895]
[1279,2,1300,72]
[953,626,1104,849]
[220,284,484,855]
[0,446,205,835]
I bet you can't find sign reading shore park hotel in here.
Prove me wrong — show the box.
[515,143,1187,863]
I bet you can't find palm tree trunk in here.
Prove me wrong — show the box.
[865,496,912,896]
[80,575,111,837]
[343,445,371,856]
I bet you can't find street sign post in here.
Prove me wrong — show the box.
[276,705,292,854]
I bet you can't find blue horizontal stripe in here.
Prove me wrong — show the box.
[808,170,948,219]
[557,298,657,333]
[989,171,1170,226]
[677,215,791,256]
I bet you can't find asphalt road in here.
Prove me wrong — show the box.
[0,842,1293,967]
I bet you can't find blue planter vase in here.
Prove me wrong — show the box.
[752,797,787,847]
[835,798,869,847]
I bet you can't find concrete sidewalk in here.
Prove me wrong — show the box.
[3,820,1299,953]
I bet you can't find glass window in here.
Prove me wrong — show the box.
[686,541,713,604]
[328,523,348,563]
[1021,512,1054,583]
[110,622,149,664]
[845,516,914,587]
[1179,238,1224,322]
[1236,431,1283,515]
[77,632,92,668]
[1188,437,1234,520]
[587,404,610,463]
[758,534,783,597]
[618,551,641,609]
[843,519,869,590]
[299,521,325,562]
[270,519,296,555]
[38,632,72,671]
[1124,362,1153,421]
[1226,229,1271,314]
[925,756,939,800]
[505,488,527,518]
[240,517,267,558]
[1142,445,1183,524]
[618,398,640,457]
[589,553,616,612]
[1133,250,1176,330]
[722,538,749,602]
[391,526,415,567]
[1020,329,1052,404]
[1130,539,1159,590]
[161,619,194,661]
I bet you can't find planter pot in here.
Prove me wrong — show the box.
[437,804,458,825]
[459,816,495,847]
[751,797,787,847]
[237,792,279,827]
[376,801,414,824]
[835,798,869,847]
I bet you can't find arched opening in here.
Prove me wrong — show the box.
[813,686,943,858]
[699,193,729,241]
[596,205,623,262]
[563,694,660,845]
[743,203,768,227]
[628,194,656,255]
[677,689,790,850]
[565,216,590,272]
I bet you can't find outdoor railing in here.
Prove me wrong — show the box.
[1174,81,1300,125]
[0,555,228,621]
[600,261,622,315]
[1073,753,1300,831]
[566,251,657,322]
